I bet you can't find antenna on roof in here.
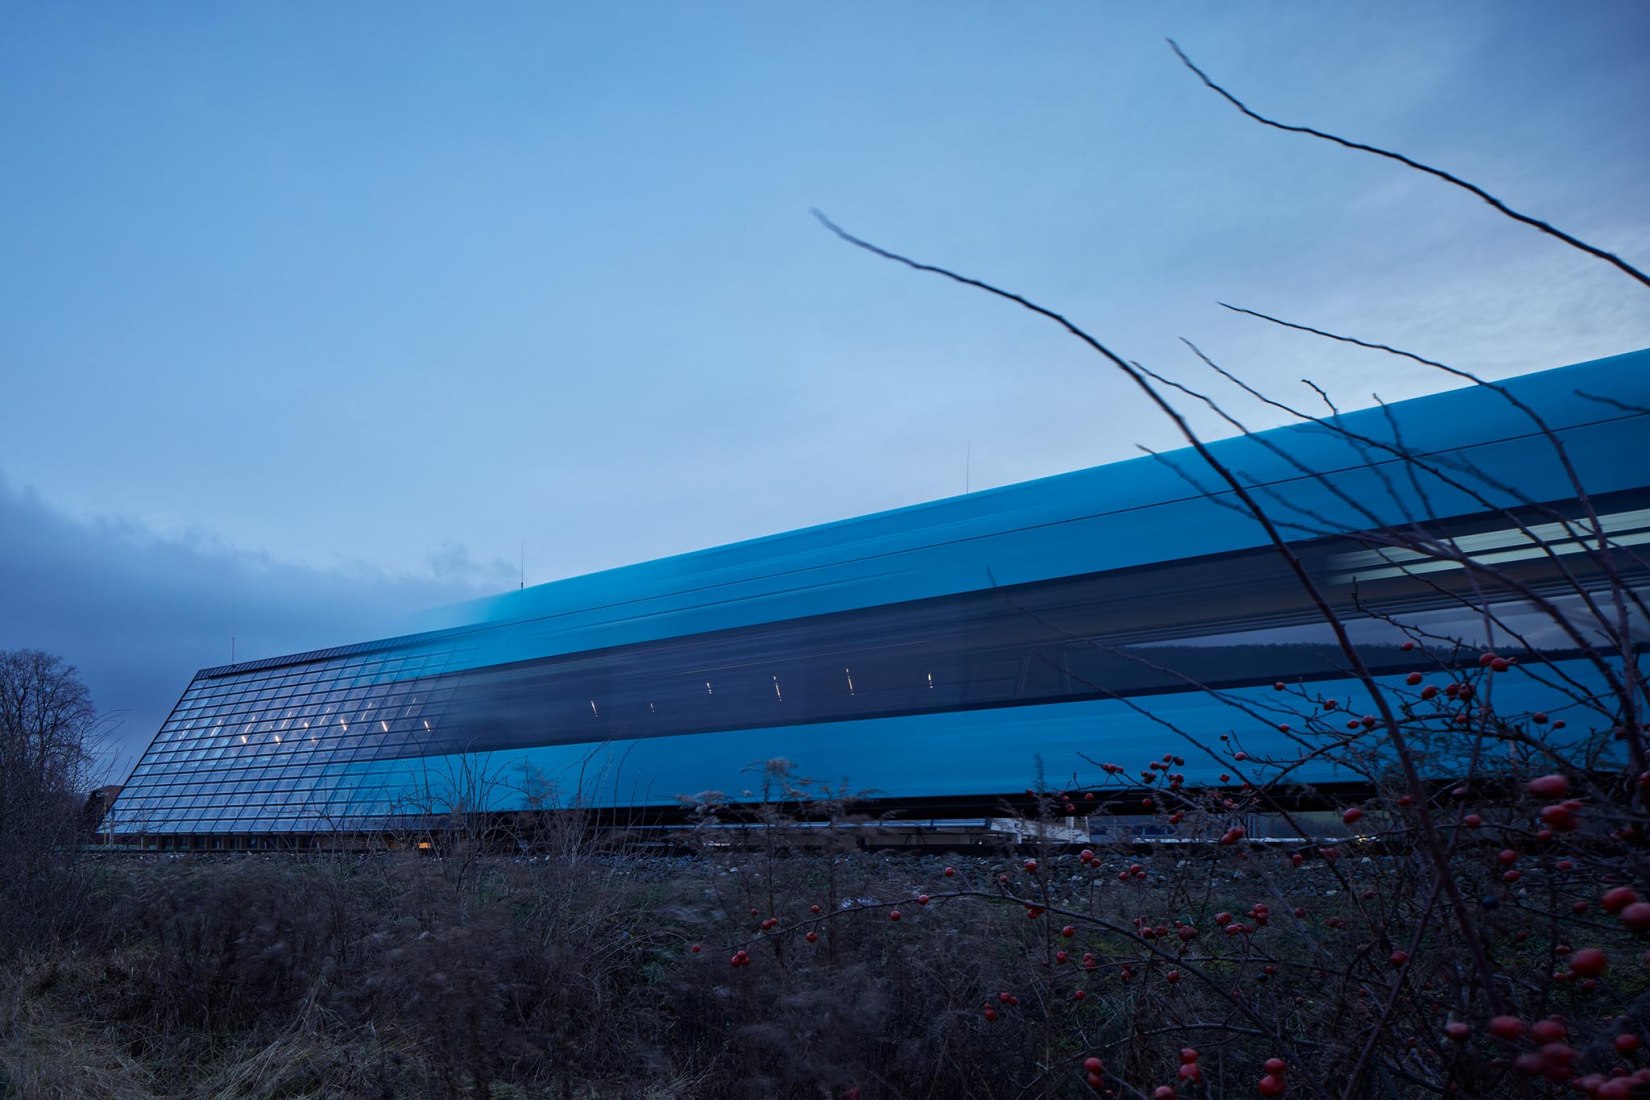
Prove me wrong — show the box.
[520,541,525,591]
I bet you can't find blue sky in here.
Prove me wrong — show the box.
[2,2,1646,771]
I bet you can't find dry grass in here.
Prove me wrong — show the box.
[3,835,1646,1099]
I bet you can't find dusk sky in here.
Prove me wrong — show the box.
[2,3,1646,775]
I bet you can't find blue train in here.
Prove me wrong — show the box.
[111,348,1650,842]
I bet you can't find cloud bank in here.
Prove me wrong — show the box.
[0,474,503,778]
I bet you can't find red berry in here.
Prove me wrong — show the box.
[943,866,955,877]
[916,894,930,905]
[1616,1033,1641,1055]
[805,931,818,943]
[1568,948,1608,977]
[1388,949,1409,967]
[1528,773,1570,798]
[1405,672,1423,686]
[1343,807,1364,825]
[1540,801,1582,831]
[1258,1074,1286,1097]
[1445,1022,1471,1042]
[1179,1048,1199,1064]
[1264,1058,1286,1074]
[1083,1056,1103,1073]
[1530,1019,1567,1043]
[1621,902,1650,931]
[889,909,901,922]
[1489,1016,1526,1040]
[1061,925,1076,938]
[1603,886,1639,914]
[983,1007,997,1021]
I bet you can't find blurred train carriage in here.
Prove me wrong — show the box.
[110,349,1650,850]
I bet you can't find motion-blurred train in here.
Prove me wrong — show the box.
[111,348,1650,848]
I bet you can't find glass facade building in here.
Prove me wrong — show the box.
[111,350,1650,845]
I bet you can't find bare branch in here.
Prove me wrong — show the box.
[1169,39,1650,292]
[815,211,1514,1020]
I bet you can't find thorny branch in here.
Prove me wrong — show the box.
[812,209,1515,1066]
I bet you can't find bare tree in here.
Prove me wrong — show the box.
[0,648,102,955]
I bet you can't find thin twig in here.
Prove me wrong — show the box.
[1169,39,1650,292]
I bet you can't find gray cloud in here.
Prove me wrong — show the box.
[0,474,497,778]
